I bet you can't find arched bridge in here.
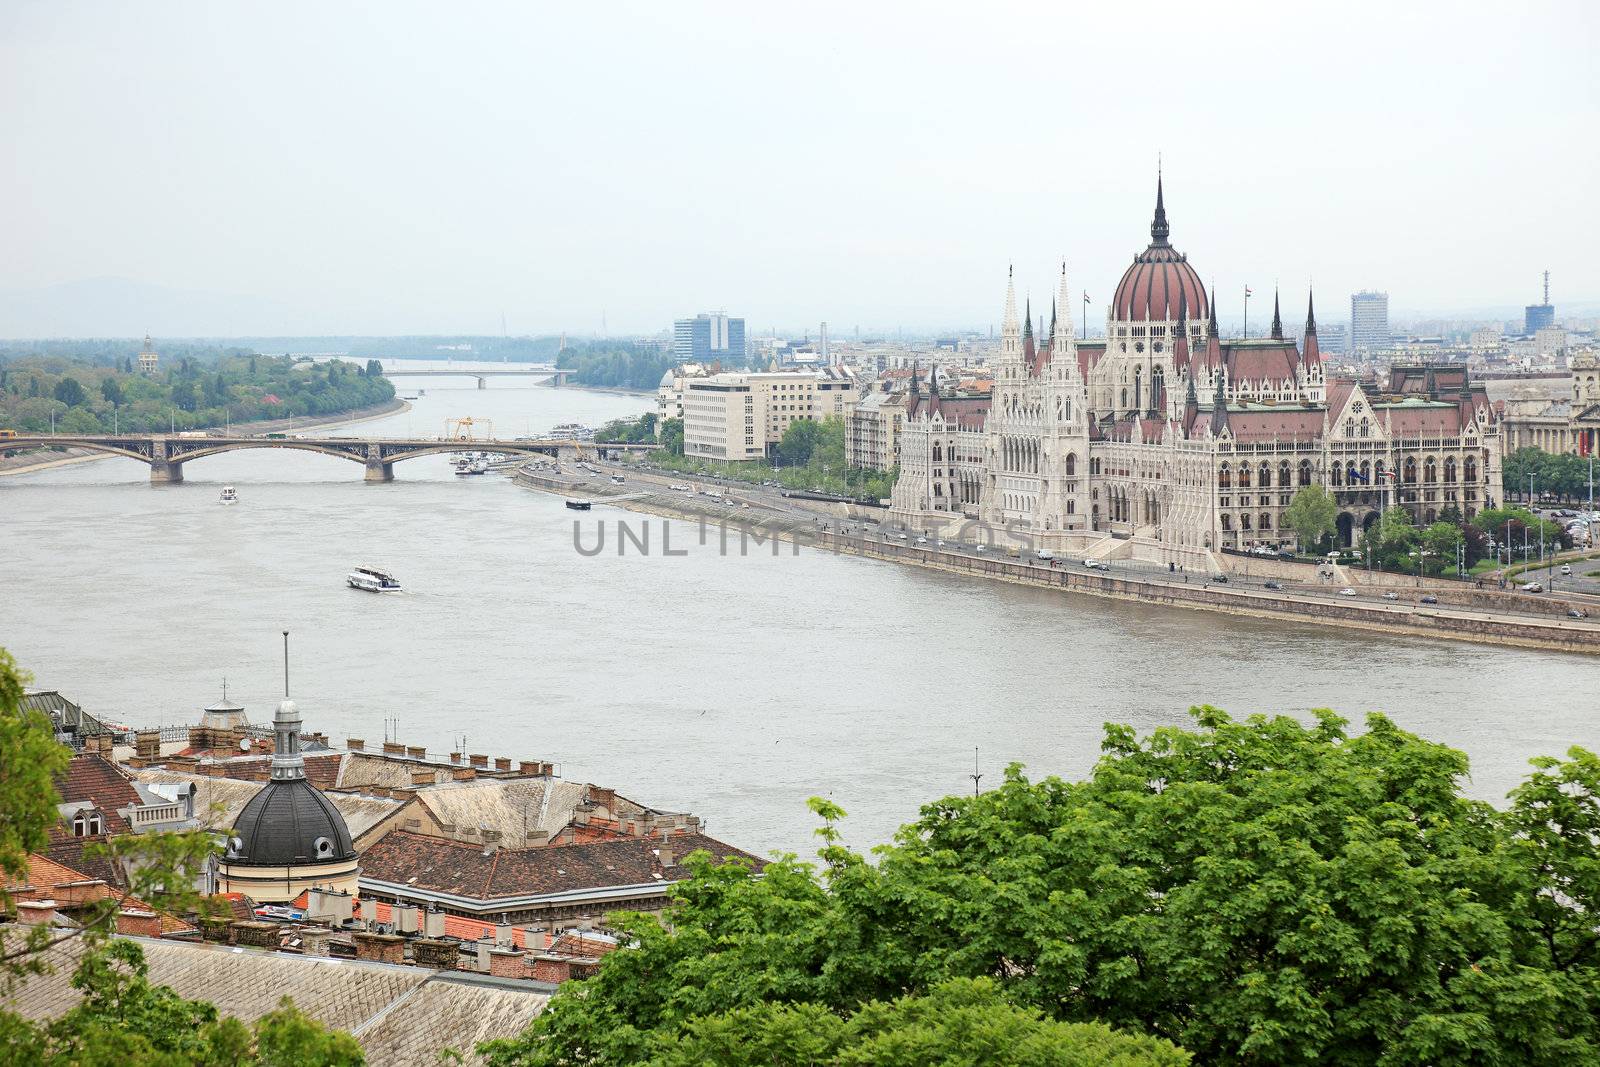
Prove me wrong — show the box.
[383,366,574,389]
[1,434,659,483]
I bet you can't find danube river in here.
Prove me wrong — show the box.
[2,373,1594,858]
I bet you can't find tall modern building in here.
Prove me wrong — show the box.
[673,313,746,364]
[1524,270,1554,334]
[1315,322,1349,355]
[1351,291,1389,355]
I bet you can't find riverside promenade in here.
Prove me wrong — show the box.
[518,465,1600,656]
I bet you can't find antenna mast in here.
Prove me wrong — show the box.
[1543,270,1550,306]
[969,747,982,797]
[281,630,290,697]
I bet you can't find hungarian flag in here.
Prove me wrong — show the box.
[1244,286,1253,297]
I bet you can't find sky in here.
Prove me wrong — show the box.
[2,1,1597,338]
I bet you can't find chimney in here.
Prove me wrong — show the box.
[412,938,458,969]
[134,729,160,760]
[518,761,539,776]
[523,925,546,953]
[450,752,462,764]
[422,907,446,938]
[451,767,476,781]
[307,889,353,924]
[347,738,365,752]
[488,948,527,978]
[532,955,574,984]
[494,757,511,772]
[527,829,549,847]
[229,920,281,948]
[474,938,493,972]
[16,900,58,926]
[657,844,675,868]
[406,745,426,760]
[410,769,434,788]
[298,927,334,957]
[382,741,405,755]
[495,921,514,947]
[589,786,616,812]
[353,931,405,965]
[396,905,419,935]
[469,753,488,768]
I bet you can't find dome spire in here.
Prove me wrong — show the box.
[1150,167,1170,247]
[1270,289,1283,340]
[272,630,305,783]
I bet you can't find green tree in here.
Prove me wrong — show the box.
[52,377,86,407]
[775,419,825,467]
[99,377,123,407]
[658,417,684,456]
[1421,521,1464,575]
[1281,485,1337,552]
[483,707,1600,1067]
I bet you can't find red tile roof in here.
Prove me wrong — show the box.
[54,754,141,833]
[1226,409,1328,443]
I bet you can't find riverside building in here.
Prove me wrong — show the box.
[889,179,1504,559]
[682,367,856,461]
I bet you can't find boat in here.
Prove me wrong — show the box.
[454,455,488,475]
[548,422,596,441]
[565,499,592,511]
[347,565,402,593]
[219,486,239,505]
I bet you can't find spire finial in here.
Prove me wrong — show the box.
[1023,298,1032,340]
[1270,289,1283,341]
[1208,282,1219,334]
[1151,167,1170,246]
[222,676,228,701]
[1305,288,1318,334]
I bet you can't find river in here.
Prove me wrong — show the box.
[1,369,1594,859]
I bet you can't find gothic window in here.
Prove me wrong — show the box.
[1238,465,1252,488]
[1464,456,1477,482]
[1219,463,1232,489]
[1424,458,1437,484]
[1065,453,1076,476]
[1345,418,1355,436]
[1360,417,1370,438]
[1331,464,1343,486]
[1120,388,1128,408]
[1444,457,1457,483]
[1258,462,1271,487]
[1241,513,1252,531]
[1279,461,1291,487]
[1260,513,1272,530]
[1360,461,1371,485]
[1299,460,1312,486]
[1135,342,1145,353]
[1403,457,1417,483]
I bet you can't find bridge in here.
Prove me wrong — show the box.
[0,433,659,483]
[383,365,575,388]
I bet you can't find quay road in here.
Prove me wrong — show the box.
[539,456,1600,648]
[0,432,659,483]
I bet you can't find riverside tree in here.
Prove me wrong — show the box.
[482,707,1600,1067]
[1281,485,1337,552]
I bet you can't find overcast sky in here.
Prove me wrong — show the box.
[2,1,1596,337]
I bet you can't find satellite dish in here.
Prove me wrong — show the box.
[239,737,251,752]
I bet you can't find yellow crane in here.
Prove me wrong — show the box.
[443,417,493,441]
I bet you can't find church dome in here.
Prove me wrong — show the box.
[225,777,355,866]
[1111,177,1208,324]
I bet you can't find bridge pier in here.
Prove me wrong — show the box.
[149,460,184,485]
[364,461,394,483]
[475,376,486,390]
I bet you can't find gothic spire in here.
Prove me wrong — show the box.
[1305,288,1318,334]
[1022,298,1033,342]
[1049,297,1057,342]
[1207,283,1219,335]
[1150,169,1170,246]
[1270,289,1283,340]
[1210,363,1229,435]
[1002,265,1019,334]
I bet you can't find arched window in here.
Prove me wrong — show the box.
[1359,417,1370,438]
[1260,513,1272,530]
[1238,465,1252,488]
[1279,461,1291,487]
[1331,463,1343,487]
[1424,458,1437,484]
[1219,463,1232,489]
[1222,514,1233,531]
[1299,460,1313,486]
[1444,457,1457,483]
[1464,456,1478,482]
[1065,453,1076,476]
[1259,462,1272,488]
[1120,388,1128,409]
[1241,513,1253,530]
[1403,457,1418,483]
[1360,461,1371,485]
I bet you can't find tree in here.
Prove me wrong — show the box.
[776,419,825,467]
[1421,520,1463,575]
[52,378,86,407]
[482,707,1600,1067]
[1281,486,1337,552]
[99,377,123,407]
[658,417,684,456]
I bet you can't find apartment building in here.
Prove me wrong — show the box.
[683,368,856,461]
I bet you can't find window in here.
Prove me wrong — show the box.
[1065,453,1076,476]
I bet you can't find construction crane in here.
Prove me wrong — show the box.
[444,417,493,441]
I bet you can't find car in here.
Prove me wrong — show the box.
[974,544,986,553]
[1420,595,1439,604]
[1084,559,1106,570]
[1263,580,1282,590]
[1382,591,1399,601]
[1569,609,1588,619]
[1520,582,1544,593]
[896,532,908,541]
[1561,564,1573,575]
[1036,549,1054,560]
[1209,574,1229,584]
[915,536,928,545]
[1338,588,1357,597]
[668,484,690,491]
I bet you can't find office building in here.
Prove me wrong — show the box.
[682,368,855,462]
[673,314,746,364]
[1351,291,1389,354]
[1525,271,1555,334]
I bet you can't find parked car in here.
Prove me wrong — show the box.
[1209,574,1229,584]
[1420,595,1439,604]
[1520,581,1544,593]
[915,536,928,545]
[1568,609,1588,619]
[1263,580,1282,590]
[1338,588,1357,597]
[1382,591,1399,601]
[1560,563,1572,575]
[1036,550,1054,560]
[1084,559,1106,570]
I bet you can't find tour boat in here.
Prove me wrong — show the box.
[454,455,488,476]
[219,486,239,505]
[347,565,402,593]
[548,423,596,441]
[565,499,592,511]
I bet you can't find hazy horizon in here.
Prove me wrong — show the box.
[3,1,1596,338]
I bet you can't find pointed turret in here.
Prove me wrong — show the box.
[1210,363,1229,435]
[1003,265,1018,332]
[1150,170,1170,247]
[1207,283,1219,336]
[1270,289,1283,340]
[1204,285,1223,371]
[1022,298,1035,364]
[1302,289,1321,365]
[1171,290,1191,370]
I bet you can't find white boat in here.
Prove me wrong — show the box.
[454,456,488,475]
[548,422,595,441]
[347,565,402,593]
[219,486,239,505]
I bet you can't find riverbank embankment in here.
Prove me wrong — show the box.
[515,466,1600,656]
[0,399,411,478]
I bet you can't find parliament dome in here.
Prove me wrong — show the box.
[1112,176,1209,324]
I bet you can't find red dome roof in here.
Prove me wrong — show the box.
[1111,178,1209,324]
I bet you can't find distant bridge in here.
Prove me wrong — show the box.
[383,365,575,388]
[0,433,659,483]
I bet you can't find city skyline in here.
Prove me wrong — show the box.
[1,2,1596,337]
